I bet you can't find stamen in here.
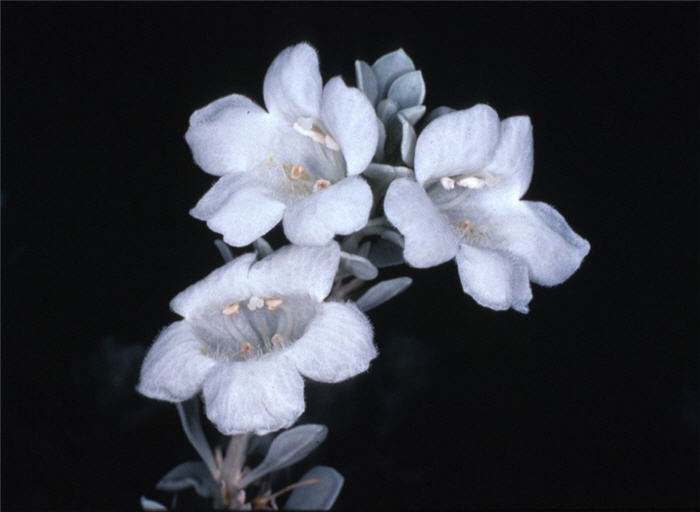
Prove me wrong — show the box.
[265,298,283,311]
[239,342,252,358]
[458,219,473,232]
[290,164,304,179]
[247,296,264,311]
[456,175,486,189]
[313,179,330,192]
[222,302,240,315]
[270,333,284,349]
[293,121,326,143]
[324,134,340,151]
[440,177,455,190]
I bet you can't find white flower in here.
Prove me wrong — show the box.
[384,104,590,313]
[137,243,377,435]
[185,43,379,247]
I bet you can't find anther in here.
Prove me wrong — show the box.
[313,179,331,192]
[290,164,304,179]
[458,219,473,232]
[324,134,340,151]
[240,342,252,358]
[247,296,264,310]
[265,298,283,310]
[270,333,284,348]
[440,177,455,190]
[222,302,240,315]
[456,176,486,189]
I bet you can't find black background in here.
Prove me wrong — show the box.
[2,2,698,510]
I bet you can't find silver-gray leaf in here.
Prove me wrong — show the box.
[176,397,217,476]
[340,251,379,281]
[240,424,328,488]
[398,105,426,125]
[284,466,344,511]
[156,461,219,500]
[253,237,273,258]
[376,98,399,125]
[372,48,415,98]
[141,496,168,511]
[354,60,378,106]
[375,117,386,161]
[423,105,456,126]
[387,70,426,109]
[398,114,417,167]
[367,238,405,268]
[356,277,413,312]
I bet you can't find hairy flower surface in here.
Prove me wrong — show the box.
[186,43,379,247]
[137,243,377,435]
[384,104,590,313]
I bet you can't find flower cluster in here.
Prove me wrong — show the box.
[139,42,589,439]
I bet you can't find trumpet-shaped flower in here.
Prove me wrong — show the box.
[185,43,379,247]
[384,104,590,313]
[137,243,377,435]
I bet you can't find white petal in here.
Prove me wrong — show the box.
[205,186,286,247]
[489,201,590,287]
[185,94,277,176]
[190,173,243,221]
[263,43,322,122]
[170,253,256,318]
[456,245,532,313]
[202,354,305,435]
[287,302,376,383]
[414,104,501,185]
[282,176,372,246]
[482,116,534,199]
[137,321,217,402]
[249,243,340,302]
[321,77,378,176]
[384,178,459,268]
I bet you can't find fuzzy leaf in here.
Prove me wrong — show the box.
[240,424,328,488]
[368,238,404,268]
[398,114,417,166]
[156,461,219,499]
[372,49,415,98]
[284,466,344,510]
[176,397,217,475]
[387,70,425,109]
[376,98,399,125]
[141,496,168,511]
[354,60,378,106]
[398,105,426,125]
[340,252,379,280]
[423,105,455,126]
[356,277,412,312]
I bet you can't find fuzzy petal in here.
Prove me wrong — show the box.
[282,176,372,246]
[185,94,277,176]
[202,355,305,435]
[490,201,590,287]
[287,302,376,383]
[321,77,378,176]
[414,104,501,185]
[384,178,459,268]
[137,321,217,402]
[456,245,532,313]
[263,43,322,123]
[205,186,286,247]
[249,243,340,302]
[170,253,256,319]
[482,116,534,199]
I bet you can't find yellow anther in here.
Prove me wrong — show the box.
[313,179,331,192]
[240,342,252,358]
[265,298,283,310]
[222,302,240,315]
[290,164,304,179]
